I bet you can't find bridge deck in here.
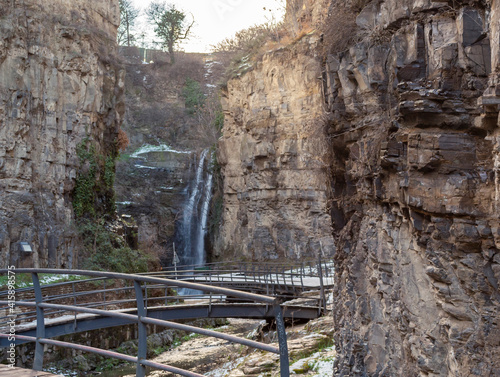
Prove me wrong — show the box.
[157,273,332,288]
[1,301,321,348]
[0,364,60,376]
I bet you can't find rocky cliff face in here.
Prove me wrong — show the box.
[218,39,335,260]
[324,0,500,375]
[220,0,500,374]
[0,0,123,268]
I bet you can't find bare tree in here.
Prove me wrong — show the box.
[146,1,194,64]
[118,0,140,46]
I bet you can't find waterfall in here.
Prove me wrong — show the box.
[196,168,213,266]
[180,149,213,267]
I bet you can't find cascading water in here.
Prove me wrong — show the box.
[179,148,213,268]
[197,167,213,265]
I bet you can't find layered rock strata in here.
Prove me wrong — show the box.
[324,0,500,375]
[0,0,123,267]
[218,39,335,260]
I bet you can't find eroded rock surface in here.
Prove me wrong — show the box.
[220,0,500,375]
[325,0,500,376]
[0,0,123,267]
[218,38,335,260]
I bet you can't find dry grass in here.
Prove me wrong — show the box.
[320,3,359,56]
[212,16,322,85]
[117,128,130,151]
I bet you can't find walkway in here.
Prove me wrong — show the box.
[0,261,333,377]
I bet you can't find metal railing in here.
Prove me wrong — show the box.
[0,260,333,330]
[0,269,290,377]
[155,257,334,311]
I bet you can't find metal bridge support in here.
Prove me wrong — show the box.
[134,280,147,377]
[274,304,290,377]
[32,273,45,371]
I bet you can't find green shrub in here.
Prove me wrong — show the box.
[73,138,117,218]
[182,78,205,114]
[77,219,151,273]
[73,138,98,217]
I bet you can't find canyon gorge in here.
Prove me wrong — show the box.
[1,0,500,376]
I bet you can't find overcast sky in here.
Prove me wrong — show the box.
[130,0,285,53]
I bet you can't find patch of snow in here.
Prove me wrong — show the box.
[131,144,192,159]
[290,358,310,374]
[45,365,78,377]
[134,164,158,170]
[13,274,87,289]
[290,346,336,376]
[40,274,71,285]
[117,201,133,206]
[311,358,335,376]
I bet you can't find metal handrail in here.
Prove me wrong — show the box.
[0,261,334,313]
[158,259,332,274]
[0,290,297,329]
[0,269,290,377]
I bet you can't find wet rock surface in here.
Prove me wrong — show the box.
[114,145,194,263]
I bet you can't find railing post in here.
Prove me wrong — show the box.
[103,279,106,308]
[134,280,147,377]
[300,262,304,290]
[317,254,326,314]
[274,304,289,377]
[72,281,77,331]
[209,290,212,316]
[32,273,45,371]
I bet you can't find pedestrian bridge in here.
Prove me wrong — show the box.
[0,260,333,377]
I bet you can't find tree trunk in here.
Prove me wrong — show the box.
[169,43,175,64]
[125,13,130,46]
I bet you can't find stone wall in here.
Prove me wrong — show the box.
[0,0,123,267]
[217,37,335,260]
[324,0,500,375]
